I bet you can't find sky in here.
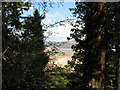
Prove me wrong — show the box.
[23,2,75,42]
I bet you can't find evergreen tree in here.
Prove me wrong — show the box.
[105,2,120,89]
[19,9,49,89]
[2,2,49,89]
[2,2,30,89]
[69,2,120,89]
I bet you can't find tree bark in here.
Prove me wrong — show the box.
[93,2,106,89]
[97,49,106,89]
[116,44,120,89]
[118,58,120,89]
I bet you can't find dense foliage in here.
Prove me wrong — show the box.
[69,2,120,89]
[2,2,31,89]
[2,2,49,89]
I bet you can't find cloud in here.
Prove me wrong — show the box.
[42,19,53,24]
[43,16,82,42]
[29,5,34,10]
[46,11,61,18]
[42,11,62,25]
[45,22,73,42]
[44,16,84,42]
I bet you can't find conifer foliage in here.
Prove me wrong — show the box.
[2,2,49,89]
[69,2,120,89]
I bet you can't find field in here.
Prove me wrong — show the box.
[47,48,74,67]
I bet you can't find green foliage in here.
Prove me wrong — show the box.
[69,2,120,89]
[2,2,49,89]
[104,2,120,88]
[45,67,69,88]
[16,9,49,89]
[2,2,31,89]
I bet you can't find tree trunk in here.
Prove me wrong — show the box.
[93,2,106,89]
[0,2,2,90]
[97,49,106,89]
[116,44,120,89]
[118,58,120,90]
[84,2,106,89]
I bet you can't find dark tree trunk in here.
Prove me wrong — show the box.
[97,49,106,89]
[115,44,120,89]
[90,2,106,89]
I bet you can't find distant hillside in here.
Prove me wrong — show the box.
[46,40,76,68]
[58,40,76,49]
[45,40,76,51]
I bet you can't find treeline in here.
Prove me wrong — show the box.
[2,1,120,90]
